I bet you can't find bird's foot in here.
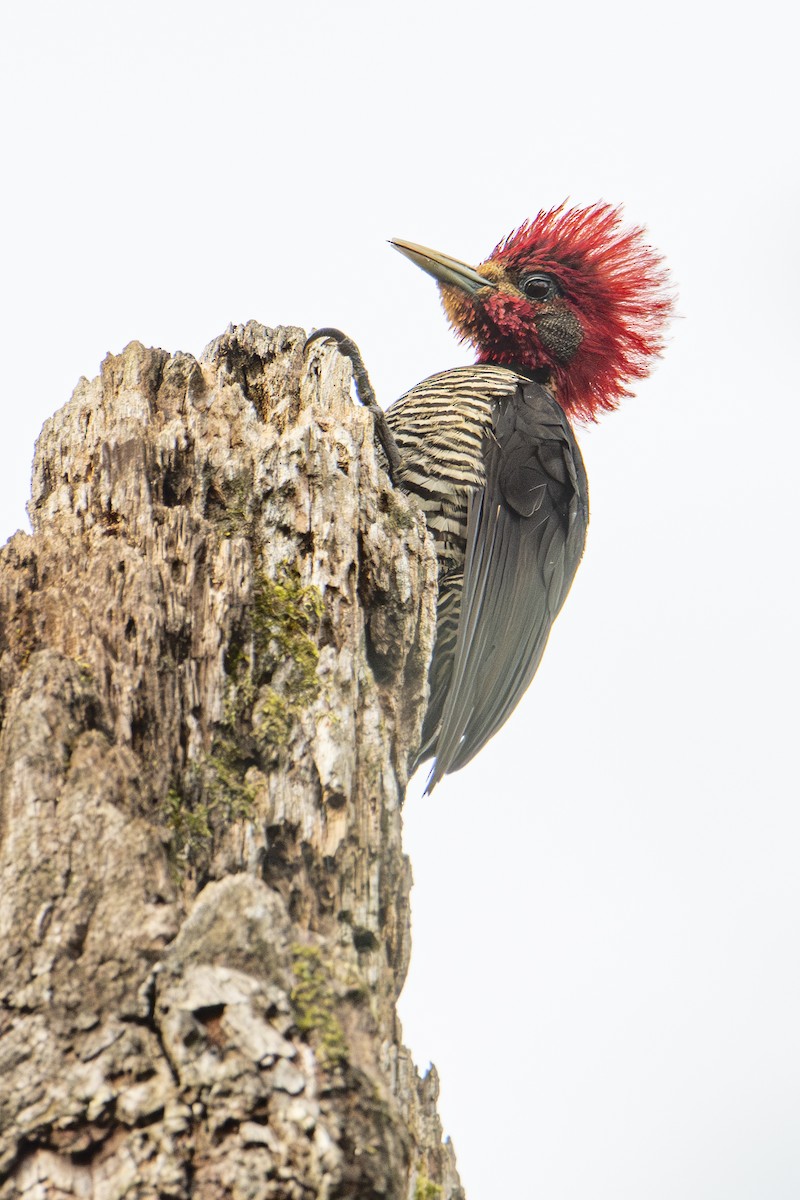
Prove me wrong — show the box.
[304,328,403,479]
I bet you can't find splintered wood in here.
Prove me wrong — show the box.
[0,323,462,1200]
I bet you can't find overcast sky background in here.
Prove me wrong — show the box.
[2,3,798,1197]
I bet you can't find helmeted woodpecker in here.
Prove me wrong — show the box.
[308,203,672,791]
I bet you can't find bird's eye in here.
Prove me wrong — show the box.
[520,273,558,302]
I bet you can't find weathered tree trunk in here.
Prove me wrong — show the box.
[0,323,462,1199]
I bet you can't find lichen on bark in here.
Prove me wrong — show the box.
[0,323,463,1199]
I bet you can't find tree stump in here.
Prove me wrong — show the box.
[0,322,463,1199]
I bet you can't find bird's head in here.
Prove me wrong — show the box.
[391,203,673,422]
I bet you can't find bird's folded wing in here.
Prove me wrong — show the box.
[427,379,588,789]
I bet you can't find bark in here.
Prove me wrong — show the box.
[0,323,462,1200]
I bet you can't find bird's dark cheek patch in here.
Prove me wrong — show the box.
[535,310,584,364]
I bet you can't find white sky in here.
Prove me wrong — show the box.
[2,3,798,1197]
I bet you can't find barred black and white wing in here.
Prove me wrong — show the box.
[385,365,516,573]
[385,365,588,791]
[425,377,589,789]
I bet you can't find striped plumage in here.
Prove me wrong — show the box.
[385,365,502,569]
[385,364,588,789]
[384,367,509,769]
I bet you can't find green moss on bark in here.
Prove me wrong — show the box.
[290,944,348,1067]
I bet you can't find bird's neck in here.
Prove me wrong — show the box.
[475,351,561,403]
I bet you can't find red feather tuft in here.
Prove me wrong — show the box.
[462,203,673,421]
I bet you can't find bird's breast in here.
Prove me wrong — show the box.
[383,364,524,571]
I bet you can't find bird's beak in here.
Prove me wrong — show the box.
[390,238,495,296]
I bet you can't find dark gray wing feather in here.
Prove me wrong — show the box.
[425,379,589,790]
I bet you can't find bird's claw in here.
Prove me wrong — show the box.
[304,328,403,480]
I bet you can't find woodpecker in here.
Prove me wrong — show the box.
[307,204,671,791]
